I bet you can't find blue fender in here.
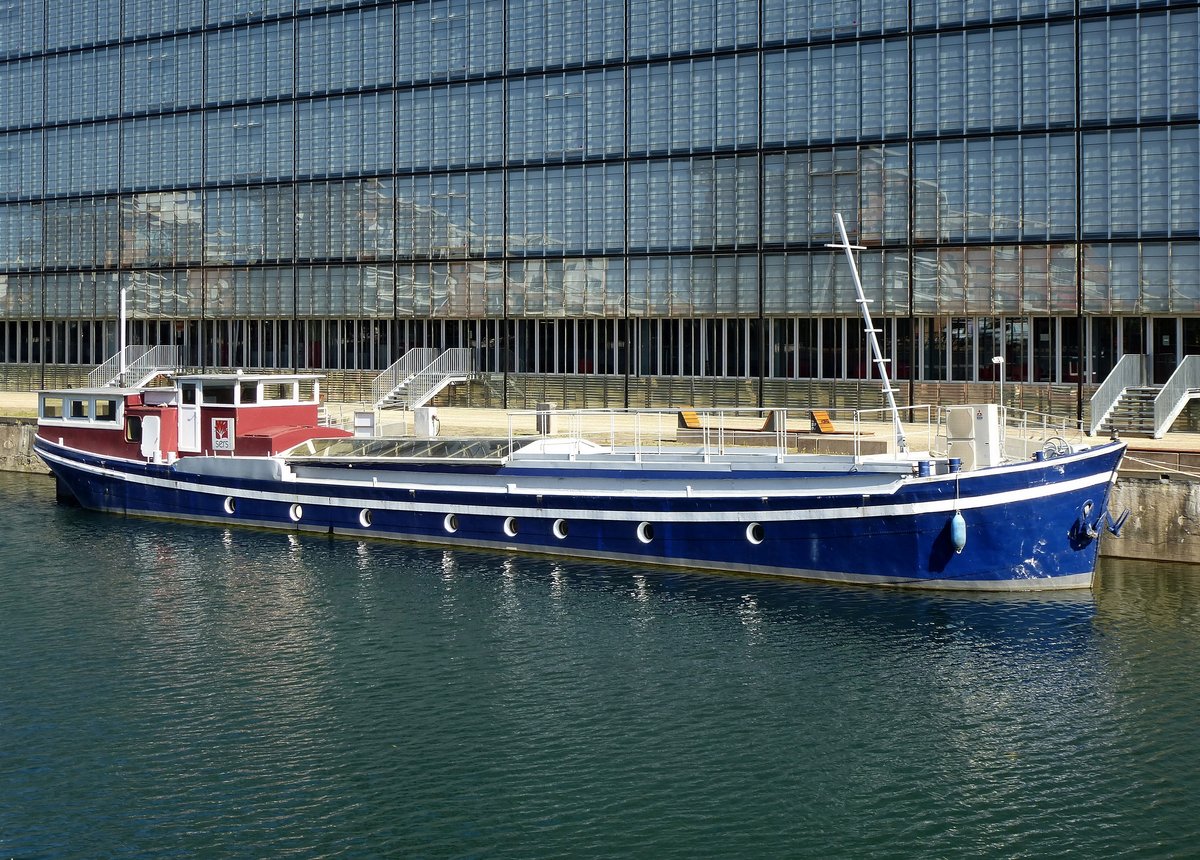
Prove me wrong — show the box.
[950,511,967,554]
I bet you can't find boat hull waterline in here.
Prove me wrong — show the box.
[36,435,1125,591]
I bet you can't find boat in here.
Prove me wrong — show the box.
[32,220,1127,590]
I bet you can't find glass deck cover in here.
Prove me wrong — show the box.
[288,436,541,461]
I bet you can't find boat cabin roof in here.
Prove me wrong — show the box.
[40,386,140,398]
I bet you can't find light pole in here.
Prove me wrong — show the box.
[992,354,1005,447]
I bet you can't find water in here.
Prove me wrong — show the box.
[1,472,1198,859]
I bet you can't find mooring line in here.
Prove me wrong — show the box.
[1123,454,1200,482]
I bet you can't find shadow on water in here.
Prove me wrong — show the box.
[2,470,1110,653]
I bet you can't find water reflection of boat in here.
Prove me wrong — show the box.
[391,543,1103,656]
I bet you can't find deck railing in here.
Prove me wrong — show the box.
[927,405,1084,460]
[499,404,1094,466]
[503,406,909,464]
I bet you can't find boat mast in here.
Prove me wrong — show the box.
[828,213,908,454]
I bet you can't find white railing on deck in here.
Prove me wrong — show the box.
[1088,353,1147,435]
[404,348,474,409]
[504,407,908,465]
[855,405,934,462]
[371,348,438,408]
[496,404,1101,466]
[926,405,1083,461]
[1153,355,1200,438]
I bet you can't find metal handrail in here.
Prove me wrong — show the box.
[854,404,934,462]
[503,406,897,463]
[1088,353,1147,435]
[404,348,474,409]
[88,345,146,387]
[121,344,180,386]
[497,403,1108,465]
[371,347,438,408]
[1153,355,1200,438]
[503,407,786,461]
[927,404,1083,460]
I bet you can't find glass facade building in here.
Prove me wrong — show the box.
[1,0,1198,407]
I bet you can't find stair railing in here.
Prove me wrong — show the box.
[1153,355,1200,438]
[371,347,439,408]
[121,344,181,386]
[1088,353,1147,435]
[88,345,147,387]
[404,348,474,410]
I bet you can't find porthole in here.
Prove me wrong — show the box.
[637,522,654,544]
[552,518,569,540]
[746,522,765,545]
[504,516,519,538]
[223,496,236,515]
[444,513,459,533]
[289,503,303,522]
[359,508,373,528]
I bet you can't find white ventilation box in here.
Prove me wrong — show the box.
[413,406,440,438]
[945,404,1002,470]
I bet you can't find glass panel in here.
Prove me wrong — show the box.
[922,317,947,380]
[1090,316,1117,382]
[1032,317,1055,381]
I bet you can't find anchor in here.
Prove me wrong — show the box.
[1105,507,1131,537]
[1070,500,1131,545]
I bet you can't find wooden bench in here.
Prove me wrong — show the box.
[809,409,855,435]
[679,409,781,432]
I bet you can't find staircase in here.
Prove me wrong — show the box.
[370,348,438,409]
[373,347,474,410]
[1098,386,1159,437]
[1091,354,1200,438]
[88,345,182,388]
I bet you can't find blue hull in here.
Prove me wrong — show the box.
[35,437,1125,591]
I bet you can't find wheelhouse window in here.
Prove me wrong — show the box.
[69,399,89,419]
[202,384,236,404]
[261,382,295,402]
[41,397,64,419]
[125,416,143,443]
[95,399,118,421]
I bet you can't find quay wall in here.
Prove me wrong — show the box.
[1,416,1194,565]
[1103,476,1200,565]
[0,418,45,474]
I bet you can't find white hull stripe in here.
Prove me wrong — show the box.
[40,443,1116,524]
